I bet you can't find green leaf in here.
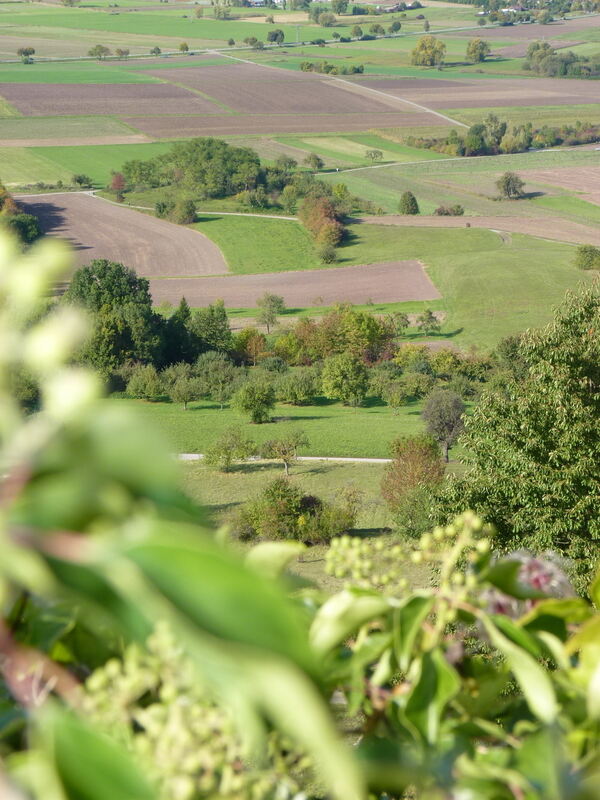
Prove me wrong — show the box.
[590,565,600,610]
[480,614,557,724]
[520,598,592,628]
[587,658,600,720]
[309,589,389,656]
[566,616,600,655]
[126,528,315,675]
[244,541,305,578]
[41,705,155,800]
[392,594,435,672]
[486,559,548,600]
[404,648,460,743]
[491,615,542,657]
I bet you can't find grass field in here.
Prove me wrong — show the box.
[121,394,436,458]
[0,60,161,84]
[0,115,138,139]
[445,104,600,128]
[30,141,175,186]
[0,146,70,184]
[193,215,322,274]
[530,195,600,224]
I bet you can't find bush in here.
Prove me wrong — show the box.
[170,198,197,224]
[277,369,319,405]
[574,244,600,271]
[434,204,464,216]
[398,191,419,215]
[236,477,360,544]
[126,364,163,401]
[319,244,337,263]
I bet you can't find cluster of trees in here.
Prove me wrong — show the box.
[406,114,600,157]
[0,182,41,244]
[524,40,600,78]
[17,45,35,63]
[298,191,347,261]
[299,59,364,74]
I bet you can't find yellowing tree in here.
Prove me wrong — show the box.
[411,35,446,66]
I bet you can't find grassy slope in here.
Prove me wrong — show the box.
[0,60,161,83]
[0,115,137,139]
[0,146,71,184]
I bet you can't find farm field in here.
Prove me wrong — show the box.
[18,192,227,276]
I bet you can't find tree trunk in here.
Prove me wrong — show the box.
[444,442,449,463]
[284,461,289,477]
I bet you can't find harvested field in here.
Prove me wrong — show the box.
[121,110,446,137]
[517,166,600,204]
[360,214,600,247]
[149,260,440,307]
[0,82,219,117]
[143,64,397,114]
[17,193,227,277]
[353,76,600,109]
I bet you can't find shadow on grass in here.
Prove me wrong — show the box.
[404,327,464,340]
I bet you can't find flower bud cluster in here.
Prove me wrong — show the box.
[325,513,493,598]
[84,623,307,800]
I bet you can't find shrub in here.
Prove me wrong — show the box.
[126,364,163,401]
[236,477,360,544]
[398,191,419,215]
[574,244,600,271]
[277,369,319,405]
[319,244,337,263]
[434,204,464,216]
[170,198,197,224]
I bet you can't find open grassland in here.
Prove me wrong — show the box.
[0,146,70,184]
[531,195,600,224]
[28,141,176,186]
[121,394,437,458]
[0,60,162,83]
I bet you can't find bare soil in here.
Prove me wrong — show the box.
[143,64,397,114]
[18,193,227,277]
[121,110,445,137]
[0,82,219,117]
[354,76,600,109]
[149,260,440,307]
[361,214,600,246]
[518,166,600,204]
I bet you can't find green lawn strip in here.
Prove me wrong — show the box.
[223,300,443,320]
[0,115,137,139]
[0,147,71,185]
[0,95,20,117]
[530,194,600,224]
[30,141,177,187]
[0,60,162,83]
[278,133,451,167]
[193,215,322,274]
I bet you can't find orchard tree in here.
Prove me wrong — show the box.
[422,389,465,461]
[411,35,446,66]
[416,309,440,336]
[369,23,385,35]
[322,353,369,407]
[365,149,383,163]
[189,300,234,353]
[388,20,401,33]
[399,190,419,215]
[331,0,348,12]
[196,351,241,408]
[204,426,256,472]
[110,171,126,201]
[466,37,491,63]
[115,48,130,58]
[304,153,324,170]
[256,293,286,334]
[496,171,525,199]
[63,259,153,311]
[88,44,111,59]
[179,42,189,52]
[150,46,162,55]
[261,431,309,476]
[233,379,276,423]
[423,19,430,31]
[318,12,337,26]
[350,24,363,37]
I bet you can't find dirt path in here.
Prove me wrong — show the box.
[360,214,600,247]
[17,192,227,277]
[149,260,440,307]
[179,454,393,464]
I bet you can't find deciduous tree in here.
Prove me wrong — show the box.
[422,389,465,461]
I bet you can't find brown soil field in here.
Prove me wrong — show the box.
[17,193,227,277]
[518,166,600,204]
[0,83,219,117]
[354,76,600,109]
[452,15,600,39]
[0,135,152,147]
[143,64,396,114]
[360,214,600,246]
[121,110,445,137]
[149,260,440,307]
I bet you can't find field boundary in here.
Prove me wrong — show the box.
[178,454,392,464]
